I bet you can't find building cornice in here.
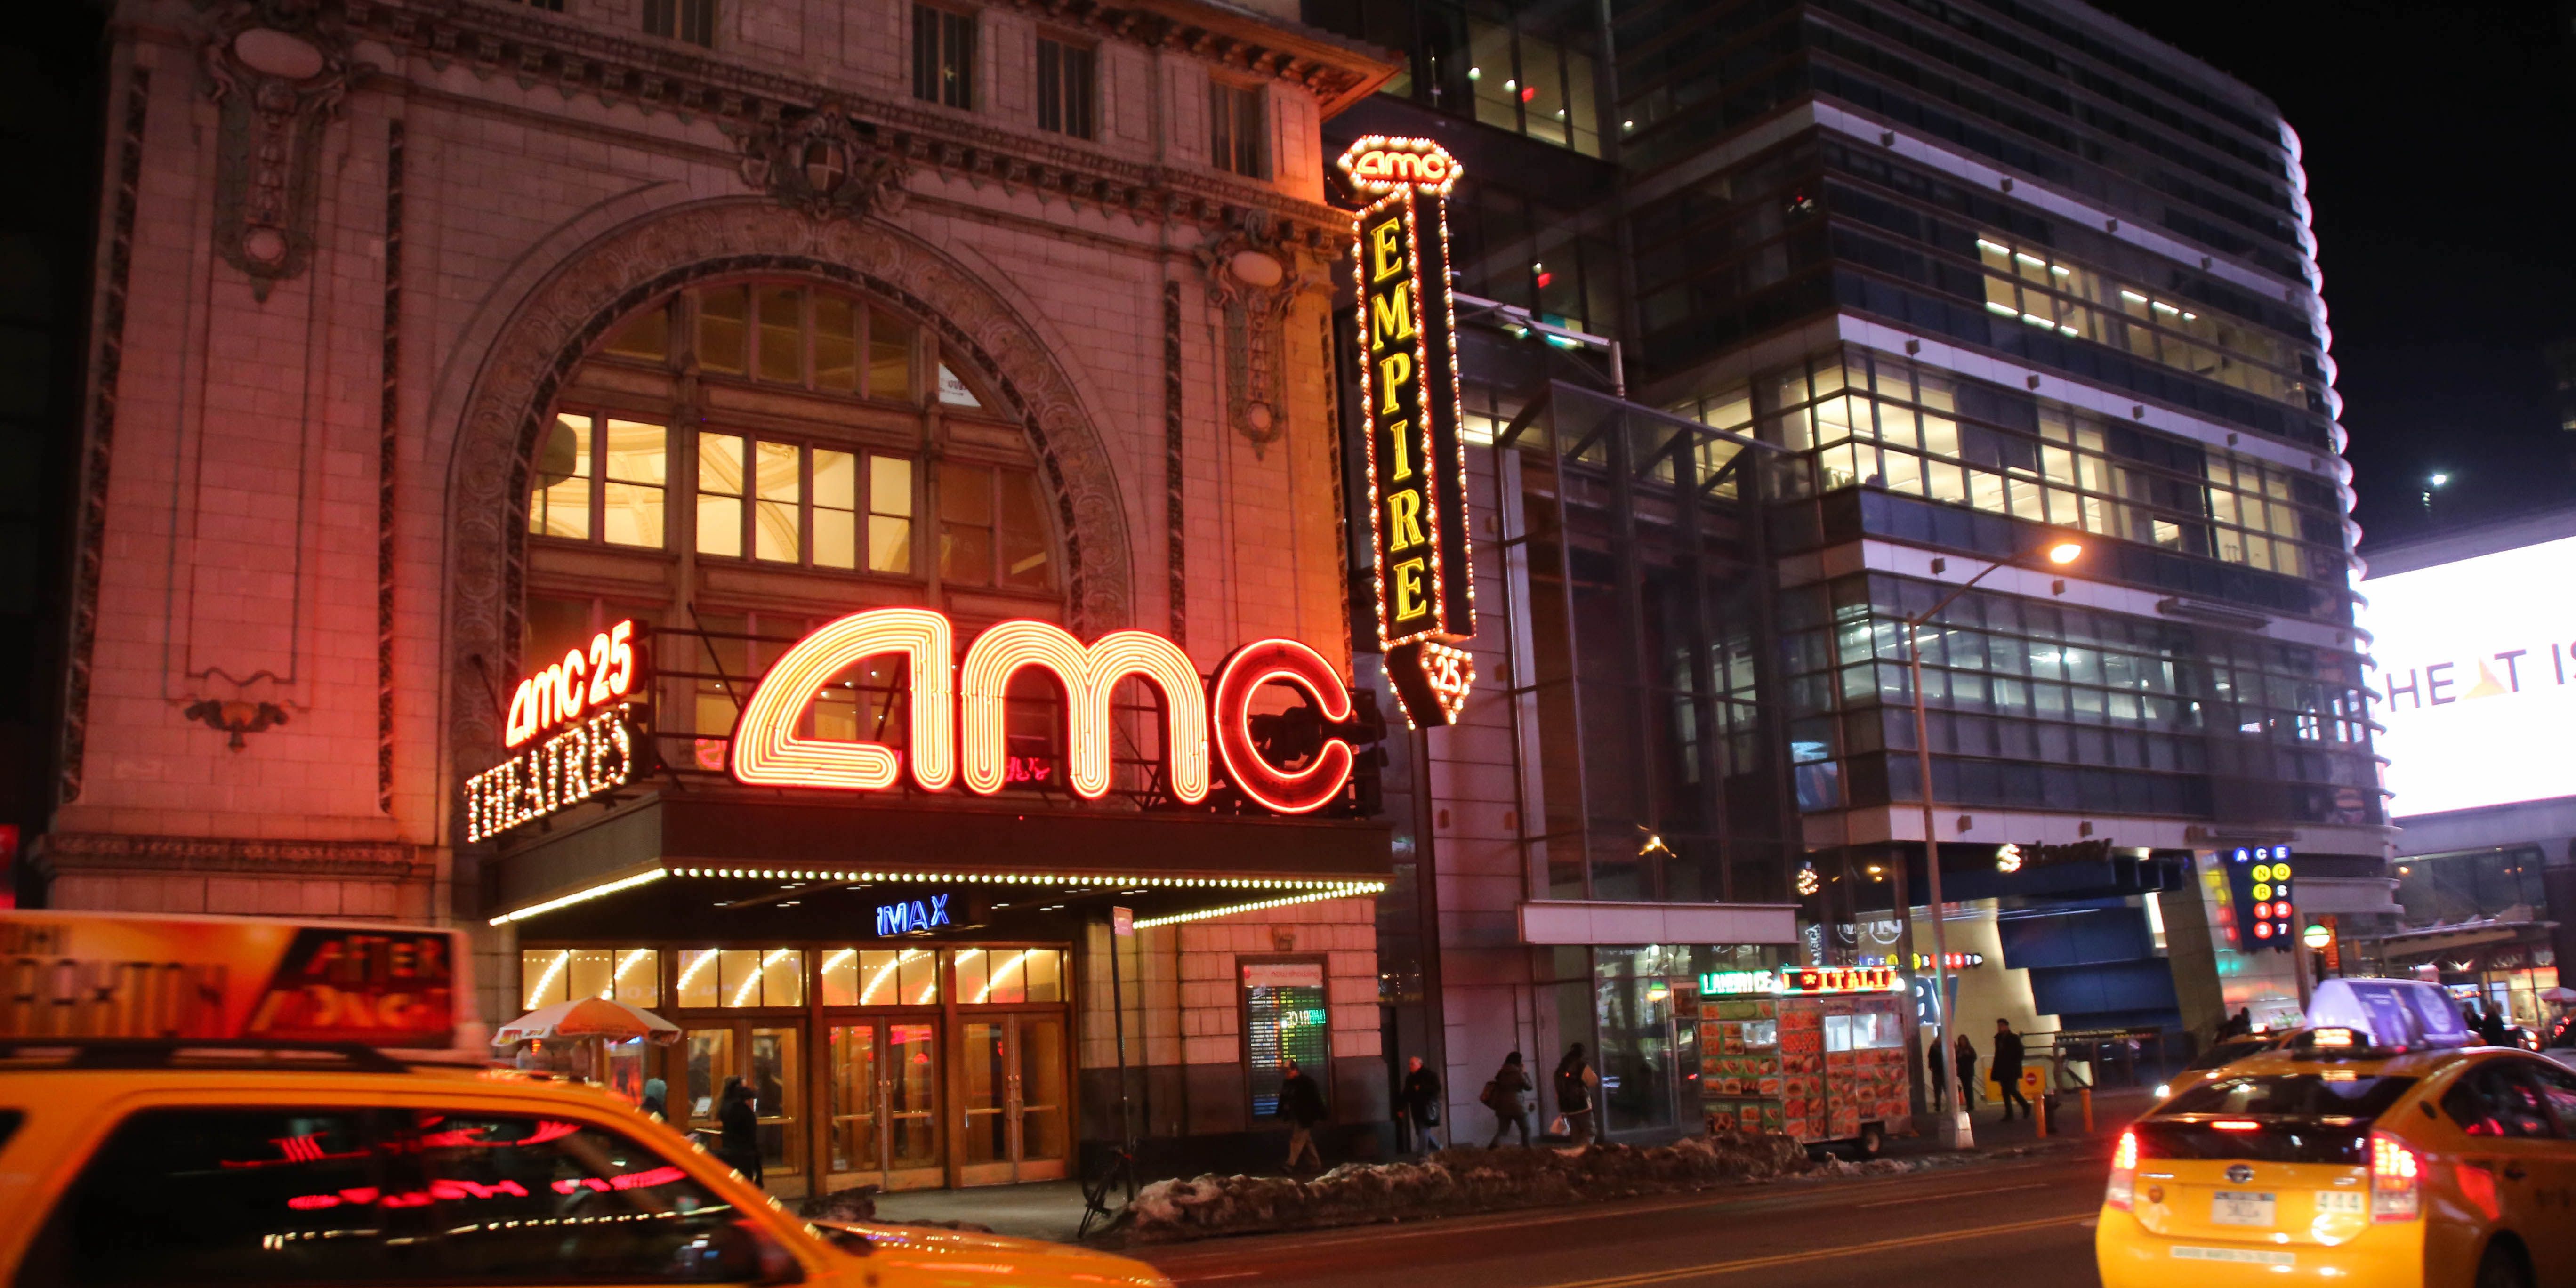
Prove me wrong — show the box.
[325,0,1367,249]
[35,831,435,880]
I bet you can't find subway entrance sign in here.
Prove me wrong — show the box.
[1338,136,1474,728]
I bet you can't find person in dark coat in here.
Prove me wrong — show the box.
[1399,1056,1443,1153]
[1484,1051,1532,1146]
[1952,1032,1979,1111]
[1555,1044,1600,1145]
[1922,1033,1948,1112]
[1991,1019,2030,1122]
[1277,1058,1327,1171]
[2477,1006,2512,1048]
[717,1076,763,1184]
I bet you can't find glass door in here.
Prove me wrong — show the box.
[1015,1015,1067,1178]
[749,1027,804,1198]
[676,1025,807,1199]
[680,1029,733,1136]
[825,1023,880,1187]
[957,1014,1069,1185]
[885,1022,943,1188]
[825,1021,945,1192]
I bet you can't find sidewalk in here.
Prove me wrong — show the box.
[848,1090,2154,1247]
[865,1179,1091,1242]
[1887,1085,2155,1160]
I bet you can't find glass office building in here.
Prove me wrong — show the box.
[1318,0,2382,1136]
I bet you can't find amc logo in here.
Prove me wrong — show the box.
[1337,136,1460,195]
[728,608,1358,815]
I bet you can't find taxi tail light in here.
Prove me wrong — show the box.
[2370,1133,2421,1222]
[2105,1129,2137,1211]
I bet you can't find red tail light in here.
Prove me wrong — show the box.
[2106,1129,2138,1211]
[2371,1133,2421,1222]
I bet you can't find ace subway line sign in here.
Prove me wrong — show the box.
[1339,136,1475,729]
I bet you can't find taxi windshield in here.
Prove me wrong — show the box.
[2157,1073,2416,1120]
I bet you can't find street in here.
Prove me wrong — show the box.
[1137,1147,2112,1288]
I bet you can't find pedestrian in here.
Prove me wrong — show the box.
[1482,1051,1532,1147]
[1400,1056,1443,1153]
[1952,1032,1979,1111]
[1991,1019,2031,1123]
[2218,1007,2252,1040]
[640,1076,668,1120]
[2478,1006,2511,1049]
[1554,1044,1600,1145]
[1923,1033,1948,1112]
[717,1076,763,1185]
[1276,1057,1327,1172]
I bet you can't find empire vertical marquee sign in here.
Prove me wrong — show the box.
[1339,136,1475,728]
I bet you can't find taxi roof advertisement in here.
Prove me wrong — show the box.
[1,910,467,1050]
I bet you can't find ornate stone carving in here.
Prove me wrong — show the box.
[445,201,1135,800]
[1198,208,1314,458]
[200,0,368,299]
[729,100,910,221]
[182,698,291,749]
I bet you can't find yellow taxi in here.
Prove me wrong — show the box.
[0,910,1165,1288]
[2152,1031,2297,1103]
[2098,1026,2576,1288]
[0,1045,1168,1288]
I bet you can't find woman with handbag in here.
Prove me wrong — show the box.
[1554,1044,1600,1145]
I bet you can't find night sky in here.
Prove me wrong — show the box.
[2093,0,2576,554]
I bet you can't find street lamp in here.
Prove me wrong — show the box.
[1903,534,2084,1149]
[2421,472,2449,519]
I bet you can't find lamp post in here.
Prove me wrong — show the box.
[1904,535,2083,1149]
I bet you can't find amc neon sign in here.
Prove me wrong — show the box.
[729,608,1357,815]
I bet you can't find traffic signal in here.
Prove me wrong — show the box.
[2223,845,2295,953]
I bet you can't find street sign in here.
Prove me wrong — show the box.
[2222,845,2295,952]
[1112,905,1133,938]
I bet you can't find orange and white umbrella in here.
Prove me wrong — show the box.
[492,997,681,1045]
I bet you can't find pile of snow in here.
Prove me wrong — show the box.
[1103,1133,1877,1245]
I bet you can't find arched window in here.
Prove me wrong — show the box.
[522,278,1066,765]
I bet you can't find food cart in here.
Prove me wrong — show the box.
[1696,966,1911,1154]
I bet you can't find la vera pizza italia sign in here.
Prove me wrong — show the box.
[1339,136,1476,729]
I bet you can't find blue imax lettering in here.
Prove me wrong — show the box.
[876,894,953,936]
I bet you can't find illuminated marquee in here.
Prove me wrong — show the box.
[467,622,650,842]
[729,608,1357,816]
[1696,966,1902,996]
[1338,136,1475,729]
[1783,966,1900,995]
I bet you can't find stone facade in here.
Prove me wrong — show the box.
[47,0,1392,1137]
